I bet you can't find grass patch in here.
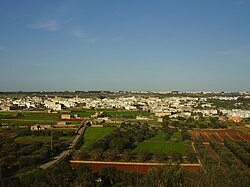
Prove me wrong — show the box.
[81,127,115,150]
[133,131,187,156]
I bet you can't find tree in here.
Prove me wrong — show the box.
[121,149,133,162]
[153,151,167,163]
[182,130,191,141]
[99,166,120,186]
[137,151,150,162]
[18,156,36,168]
[103,149,119,161]
[138,166,187,187]
[109,138,126,151]
[74,165,95,187]
[90,148,103,160]
[79,149,90,160]
[163,115,170,123]
[169,151,183,163]
[186,151,197,163]
[48,161,75,186]
[120,171,138,186]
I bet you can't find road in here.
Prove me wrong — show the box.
[40,124,86,169]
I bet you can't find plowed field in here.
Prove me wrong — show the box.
[190,129,250,143]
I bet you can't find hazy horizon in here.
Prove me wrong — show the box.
[1,0,250,91]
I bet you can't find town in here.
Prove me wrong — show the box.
[1,91,250,186]
[1,91,250,126]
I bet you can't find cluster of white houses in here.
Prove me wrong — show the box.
[1,95,250,121]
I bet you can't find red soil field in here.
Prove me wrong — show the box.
[70,161,201,174]
[190,129,250,143]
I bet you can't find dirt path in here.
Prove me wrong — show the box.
[225,132,234,140]
[236,132,249,142]
[215,132,224,142]
[40,124,86,169]
[191,141,203,168]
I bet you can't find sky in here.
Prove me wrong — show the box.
[0,0,250,92]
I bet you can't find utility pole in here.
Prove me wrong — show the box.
[51,130,53,150]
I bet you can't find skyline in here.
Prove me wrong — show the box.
[1,0,250,92]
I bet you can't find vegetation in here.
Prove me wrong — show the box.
[1,93,250,186]
[224,138,250,167]
[0,128,74,178]
[133,131,188,156]
[237,140,250,153]
[71,108,151,119]
[78,122,157,162]
[3,158,250,187]
[80,127,115,150]
[15,135,72,145]
[210,141,250,185]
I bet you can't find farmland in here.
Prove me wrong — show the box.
[191,127,250,186]
[1,92,250,186]
[0,111,61,126]
[133,131,188,155]
[70,108,151,118]
[80,127,115,150]
[190,129,250,143]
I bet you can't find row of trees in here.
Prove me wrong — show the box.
[224,138,250,167]
[16,128,75,137]
[194,139,250,187]
[237,140,250,153]
[210,141,250,185]
[163,115,227,129]
[194,139,218,171]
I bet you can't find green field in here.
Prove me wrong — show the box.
[71,110,96,117]
[0,111,19,116]
[81,127,115,150]
[149,131,166,141]
[0,119,57,126]
[0,111,61,126]
[14,116,60,121]
[133,131,188,155]
[71,109,151,118]
[104,110,151,117]
[15,135,72,145]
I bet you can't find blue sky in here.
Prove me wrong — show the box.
[0,0,250,91]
